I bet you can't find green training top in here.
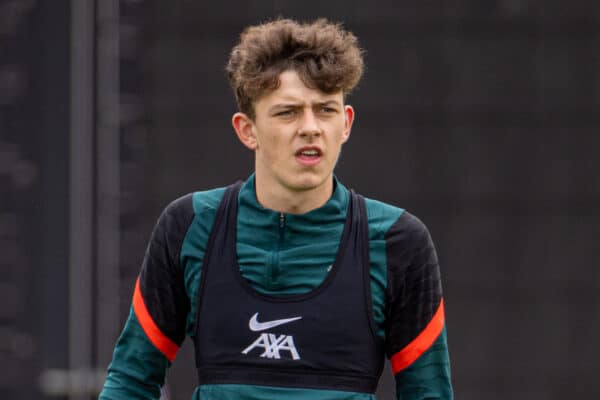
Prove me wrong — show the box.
[99,174,452,399]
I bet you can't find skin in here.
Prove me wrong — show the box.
[232,70,355,214]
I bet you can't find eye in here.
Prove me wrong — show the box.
[319,106,337,114]
[275,109,296,117]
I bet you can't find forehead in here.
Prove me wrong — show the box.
[257,70,343,107]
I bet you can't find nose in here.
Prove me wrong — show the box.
[298,110,321,138]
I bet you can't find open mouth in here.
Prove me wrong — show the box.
[295,147,322,166]
[296,148,321,157]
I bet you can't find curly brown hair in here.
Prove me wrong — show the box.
[226,18,364,119]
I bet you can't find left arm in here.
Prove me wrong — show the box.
[384,212,453,400]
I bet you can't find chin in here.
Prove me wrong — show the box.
[286,173,329,192]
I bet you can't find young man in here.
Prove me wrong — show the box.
[100,18,452,400]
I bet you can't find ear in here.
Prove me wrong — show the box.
[232,112,258,150]
[341,105,355,144]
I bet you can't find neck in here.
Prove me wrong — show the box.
[254,174,334,215]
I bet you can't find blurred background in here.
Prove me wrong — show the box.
[1,0,599,399]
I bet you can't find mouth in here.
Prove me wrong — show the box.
[295,147,323,166]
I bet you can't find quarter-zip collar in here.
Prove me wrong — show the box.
[236,173,349,292]
[238,173,349,237]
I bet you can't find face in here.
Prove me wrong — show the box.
[233,70,354,199]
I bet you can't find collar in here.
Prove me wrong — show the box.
[238,173,349,228]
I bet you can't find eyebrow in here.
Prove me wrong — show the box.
[268,100,341,113]
[315,100,341,108]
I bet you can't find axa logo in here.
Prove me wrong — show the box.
[241,313,302,360]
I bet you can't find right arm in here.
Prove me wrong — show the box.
[99,310,171,399]
[99,194,195,399]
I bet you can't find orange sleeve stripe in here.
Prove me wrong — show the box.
[390,298,445,374]
[132,277,179,362]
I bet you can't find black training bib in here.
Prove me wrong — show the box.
[193,182,384,393]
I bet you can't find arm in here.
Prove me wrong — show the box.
[385,212,453,400]
[99,194,195,399]
[99,310,170,399]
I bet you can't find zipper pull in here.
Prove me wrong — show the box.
[279,212,285,229]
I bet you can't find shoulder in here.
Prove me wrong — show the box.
[363,197,404,236]
[361,195,433,263]
[191,187,227,215]
[365,198,429,240]
[153,187,228,249]
[385,211,431,245]
[157,187,227,226]
[384,210,435,266]
[161,193,194,223]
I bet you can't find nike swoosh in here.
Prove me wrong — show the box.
[249,313,302,332]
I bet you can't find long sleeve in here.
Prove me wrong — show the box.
[99,309,170,399]
[384,212,453,400]
[99,194,195,399]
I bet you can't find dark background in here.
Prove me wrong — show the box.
[1,0,599,399]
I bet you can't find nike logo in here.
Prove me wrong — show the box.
[248,313,302,332]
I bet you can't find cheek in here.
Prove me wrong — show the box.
[259,127,287,151]
[256,133,283,162]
